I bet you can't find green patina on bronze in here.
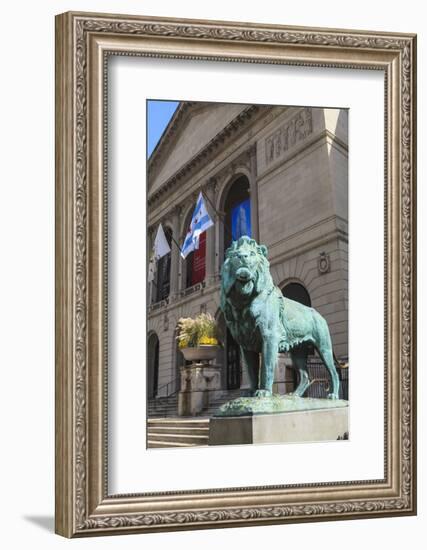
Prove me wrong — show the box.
[215,394,348,417]
[220,236,342,401]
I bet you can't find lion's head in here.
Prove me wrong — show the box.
[220,236,273,310]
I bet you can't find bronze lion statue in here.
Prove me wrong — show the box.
[220,236,340,399]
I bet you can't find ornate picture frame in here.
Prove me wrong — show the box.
[55,11,417,537]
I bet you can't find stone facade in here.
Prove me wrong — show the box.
[147,102,348,399]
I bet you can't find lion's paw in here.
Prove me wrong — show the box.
[327,393,339,400]
[253,389,272,398]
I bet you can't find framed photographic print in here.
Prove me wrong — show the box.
[55,11,417,537]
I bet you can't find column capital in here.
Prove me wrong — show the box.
[171,204,182,220]
[205,177,217,195]
[247,142,257,158]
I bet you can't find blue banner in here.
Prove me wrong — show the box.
[231,198,251,241]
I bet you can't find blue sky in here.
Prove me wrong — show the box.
[147,100,179,157]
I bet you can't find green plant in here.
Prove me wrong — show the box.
[176,313,219,348]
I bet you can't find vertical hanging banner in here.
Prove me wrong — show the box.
[191,231,206,285]
[231,198,251,241]
[181,192,214,258]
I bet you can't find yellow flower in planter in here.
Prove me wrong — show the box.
[176,313,219,348]
[199,336,218,346]
[178,337,189,349]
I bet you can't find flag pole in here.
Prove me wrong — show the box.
[169,233,183,255]
[200,186,234,243]
[153,222,183,255]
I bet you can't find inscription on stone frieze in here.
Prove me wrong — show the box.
[265,108,313,166]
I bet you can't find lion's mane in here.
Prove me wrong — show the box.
[220,236,317,352]
[220,236,272,302]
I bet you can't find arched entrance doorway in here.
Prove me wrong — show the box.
[216,311,241,390]
[226,329,241,389]
[278,281,313,393]
[282,281,311,307]
[147,332,160,398]
[215,175,252,391]
[282,281,312,356]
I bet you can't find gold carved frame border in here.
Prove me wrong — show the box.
[55,12,417,538]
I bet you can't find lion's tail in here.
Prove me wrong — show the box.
[333,351,341,369]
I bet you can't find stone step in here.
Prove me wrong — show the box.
[147,432,209,445]
[147,426,209,434]
[147,440,200,448]
[148,408,179,414]
[148,414,178,419]
[148,399,179,417]
[148,419,209,428]
[147,417,210,448]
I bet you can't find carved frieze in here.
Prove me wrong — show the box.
[265,108,313,166]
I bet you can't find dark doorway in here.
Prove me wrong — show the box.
[156,227,172,301]
[282,282,311,307]
[226,328,241,389]
[282,281,313,362]
[147,332,160,398]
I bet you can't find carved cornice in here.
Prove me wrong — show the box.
[147,105,260,207]
[147,143,256,234]
[64,13,416,535]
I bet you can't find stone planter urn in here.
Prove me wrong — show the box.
[180,345,218,363]
[178,346,221,416]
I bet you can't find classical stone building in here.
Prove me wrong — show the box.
[147,102,348,405]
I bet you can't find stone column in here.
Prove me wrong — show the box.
[214,205,223,279]
[169,207,181,301]
[248,144,260,241]
[204,179,216,286]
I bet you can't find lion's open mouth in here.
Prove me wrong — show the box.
[235,267,252,282]
[234,267,254,295]
[235,279,254,295]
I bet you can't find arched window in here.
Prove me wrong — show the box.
[147,332,160,398]
[224,176,251,251]
[282,282,311,307]
[156,226,172,301]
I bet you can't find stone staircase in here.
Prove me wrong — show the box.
[148,394,179,418]
[147,418,210,448]
[203,388,250,416]
[148,388,249,419]
[147,389,250,448]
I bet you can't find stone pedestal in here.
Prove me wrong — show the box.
[209,404,348,446]
[178,363,222,417]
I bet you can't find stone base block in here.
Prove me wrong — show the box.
[178,391,206,417]
[209,406,348,446]
[178,364,222,416]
